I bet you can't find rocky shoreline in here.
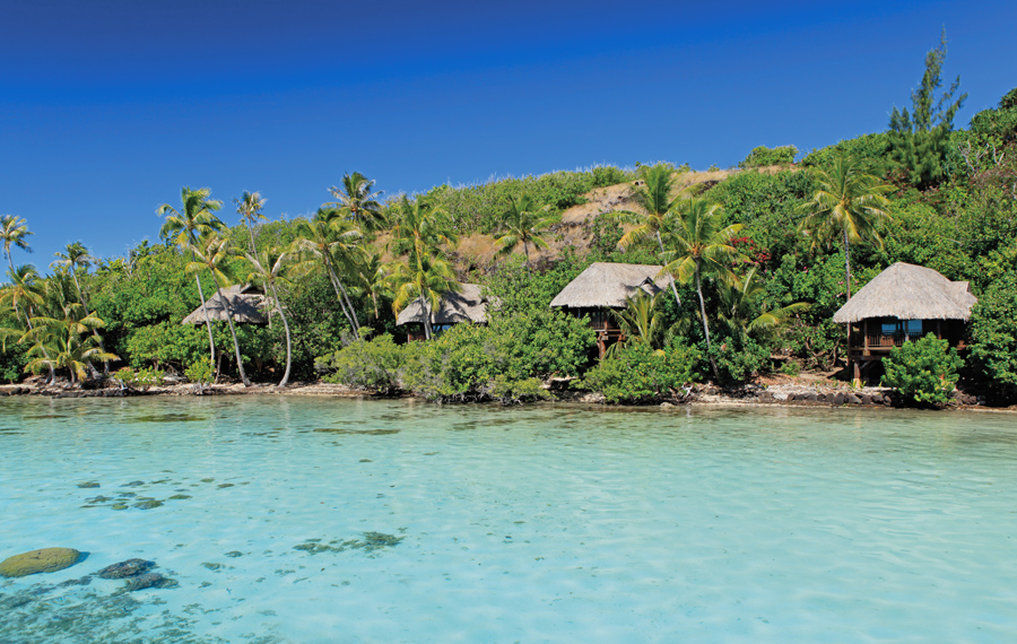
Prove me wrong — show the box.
[0,377,992,410]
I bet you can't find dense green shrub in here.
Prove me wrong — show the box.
[882,334,963,407]
[739,145,798,168]
[316,334,404,394]
[578,341,700,404]
[113,366,164,391]
[967,278,1017,402]
[708,335,771,385]
[401,324,496,402]
[487,309,595,380]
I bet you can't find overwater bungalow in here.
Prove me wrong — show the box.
[550,262,673,358]
[181,284,269,326]
[833,262,977,381]
[396,283,492,341]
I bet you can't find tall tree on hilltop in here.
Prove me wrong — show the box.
[610,164,684,306]
[187,234,250,386]
[235,191,267,254]
[798,153,892,303]
[158,187,225,375]
[1,214,32,271]
[327,172,386,232]
[889,30,967,188]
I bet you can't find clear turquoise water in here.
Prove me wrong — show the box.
[2,397,1017,642]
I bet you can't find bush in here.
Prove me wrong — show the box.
[739,145,798,168]
[113,366,164,391]
[882,334,963,407]
[486,308,596,380]
[709,335,772,385]
[402,324,496,402]
[577,341,700,404]
[316,334,404,394]
[184,360,214,387]
[967,278,1017,402]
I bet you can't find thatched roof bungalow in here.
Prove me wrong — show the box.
[833,262,977,380]
[550,262,672,357]
[181,284,270,326]
[396,283,492,340]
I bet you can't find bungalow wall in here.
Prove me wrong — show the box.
[847,316,968,381]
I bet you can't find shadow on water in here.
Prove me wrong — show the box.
[313,428,401,436]
[129,413,208,423]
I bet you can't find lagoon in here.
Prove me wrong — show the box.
[2,397,1017,641]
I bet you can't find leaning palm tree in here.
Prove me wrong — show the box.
[798,153,892,302]
[187,234,250,387]
[327,172,386,232]
[23,303,117,385]
[52,242,95,311]
[610,164,684,305]
[235,191,267,254]
[0,214,32,271]
[663,197,744,379]
[158,187,225,374]
[494,195,558,262]
[242,247,293,387]
[291,214,365,336]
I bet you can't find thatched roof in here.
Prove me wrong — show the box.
[396,283,492,326]
[550,262,672,309]
[833,262,977,323]
[181,284,269,325]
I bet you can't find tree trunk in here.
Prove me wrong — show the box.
[210,274,250,387]
[696,265,720,381]
[323,262,360,339]
[523,239,530,263]
[194,273,218,378]
[421,295,433,340]
[843,229,852,301]
[657,231,682,307]
[246,222,258,255]
[268,280,292,387]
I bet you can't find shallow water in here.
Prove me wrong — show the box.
[2,397,1017,642]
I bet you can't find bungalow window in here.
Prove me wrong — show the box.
[904,319,923,337]
[432,324,454,335]
[881,320,899,336]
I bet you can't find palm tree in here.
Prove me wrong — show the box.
[494,195,558,262]
[242,247,293,387]
[158,187,225,374]
[608,290,666,356]
[387,254,458,340]
[388,197,459,340]
[235,191,267,254]
[798,153,892,302]
[717,266,810,343]
[663,197,744,379]
[0,265,55,381]
[1,214,32,271]
[610,165,684,306]
[23,302,117,385]
[52,242,95,311]
[291,214,365,337]
[327,172,386,232]
[187,234,250,386]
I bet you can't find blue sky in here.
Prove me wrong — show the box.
[2,0,1016,262]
